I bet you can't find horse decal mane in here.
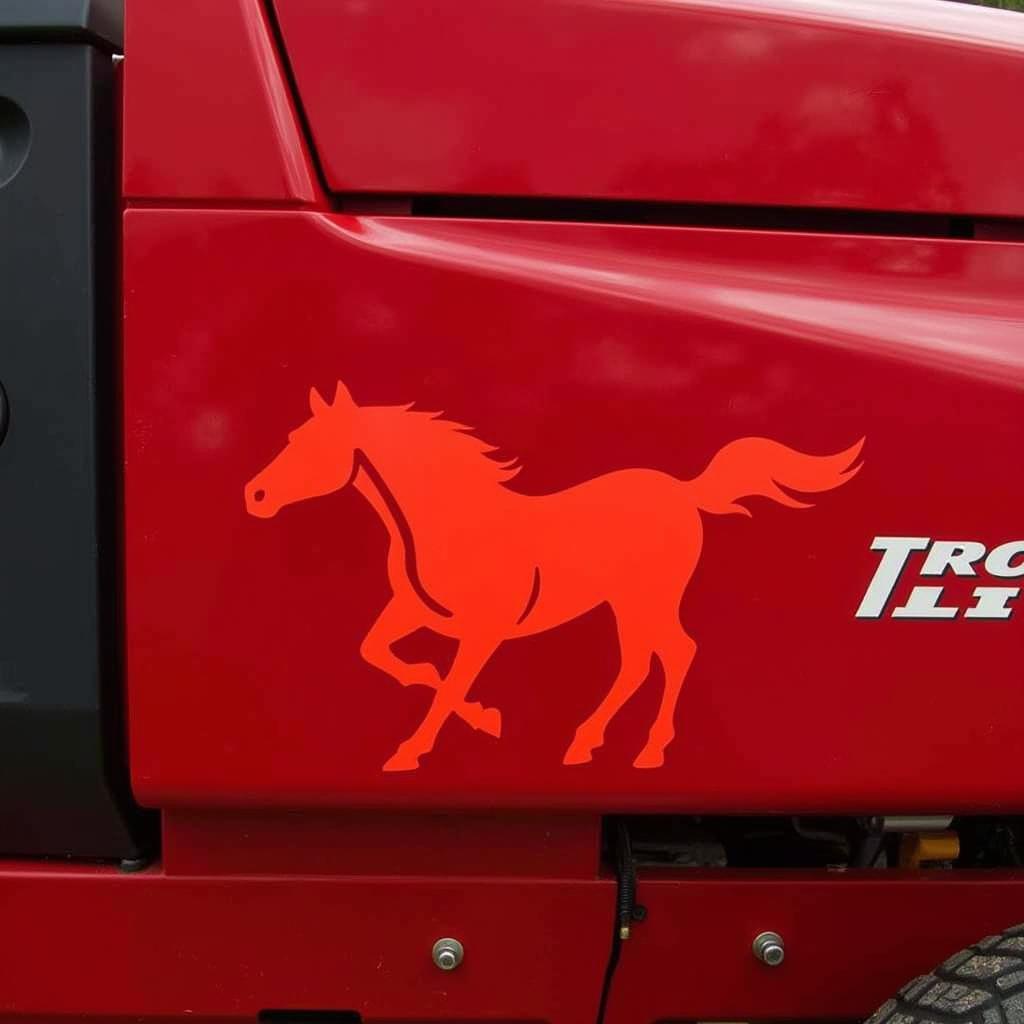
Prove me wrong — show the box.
[383,408,523,486]
[245,379,864,772]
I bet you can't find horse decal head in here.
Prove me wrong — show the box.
[245,381,358,519]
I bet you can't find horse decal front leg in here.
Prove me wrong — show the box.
[383,634,502,772]
[360,598,502,740]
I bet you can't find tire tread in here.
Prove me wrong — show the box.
[868,927,1024,1024]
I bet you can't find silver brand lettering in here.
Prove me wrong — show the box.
[857,537,1022,620]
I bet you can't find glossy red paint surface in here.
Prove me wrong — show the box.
[2,862,1024,1021]
[1,4,1005,1023]
[40,5,1024,1022]
[123,210,1024,812]
[274,0,1024,215]
[123,0,319,203]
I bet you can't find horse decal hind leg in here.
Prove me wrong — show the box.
[246,380,864,771]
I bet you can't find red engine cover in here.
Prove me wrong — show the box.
[123,211,1024,811]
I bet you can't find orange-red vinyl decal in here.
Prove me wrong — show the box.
[245,381,863,772]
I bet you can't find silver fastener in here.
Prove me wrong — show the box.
[432,937,464,971]
[752,931,785,966]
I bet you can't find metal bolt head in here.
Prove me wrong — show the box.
[432,937,464,971]
[753,931,785,967]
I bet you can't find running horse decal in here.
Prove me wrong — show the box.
[245,381,863,772]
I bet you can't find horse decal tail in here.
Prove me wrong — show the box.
[246,380,864,771]
[688,436,864,518]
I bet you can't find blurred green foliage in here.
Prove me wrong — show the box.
[964,0,1024,10]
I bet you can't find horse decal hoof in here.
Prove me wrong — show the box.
[246,380,864,772]
[563,744,596,767]
[476,706,503,739]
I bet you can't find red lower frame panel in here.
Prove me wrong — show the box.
[0,863,609,1023]
[608,871,1024,1023]
[2,864,1024,1021]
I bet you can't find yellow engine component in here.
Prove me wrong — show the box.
[899,831,960,869]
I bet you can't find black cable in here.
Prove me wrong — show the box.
[595,821,638,1024]
[594,925,622,1024]
[616,821,637,940]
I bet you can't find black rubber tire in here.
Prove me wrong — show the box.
[867,925,1024,1024]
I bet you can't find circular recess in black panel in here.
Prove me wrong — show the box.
[0,97,31,189]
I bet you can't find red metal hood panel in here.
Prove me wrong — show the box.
[272,0,1024,216]
[124,0,319,203]
[123,210,1024,812]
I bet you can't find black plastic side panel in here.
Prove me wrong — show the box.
[0,43,149,858]
[0,0,123,52]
